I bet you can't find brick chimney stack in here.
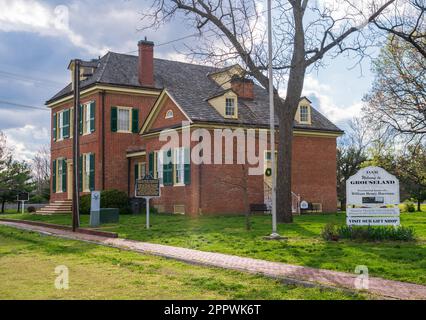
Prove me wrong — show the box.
[138,38,154,87]
[231,76,254,100]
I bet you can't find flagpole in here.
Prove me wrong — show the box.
[268,0,279,238]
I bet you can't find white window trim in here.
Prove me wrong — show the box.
[299,105,311,124]
[225,98,236,117]
[156,151,164,186]
[57,111,65,141]
[82,102,93,135]
[116,106,133,133]
[165,110,174,119]
[56,158,64,193]
[137,162,146,180]
[82,153,92,192]
[173,147,185,187]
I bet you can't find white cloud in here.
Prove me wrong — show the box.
[4,125,49,162]
[0,0,109,55]
[303,75,362,124]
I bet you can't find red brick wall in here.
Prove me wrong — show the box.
[50,91,158,201]
[49,90,338,215]
[150,96,190,131]
[292,135,338,212]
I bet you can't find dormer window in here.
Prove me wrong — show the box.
[165,110,174,119]
[225,98,236,117]
[300,105,309,122]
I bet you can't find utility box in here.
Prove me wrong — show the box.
[90,208,119,227]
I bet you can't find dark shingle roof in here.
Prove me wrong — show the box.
[47,52,342,133]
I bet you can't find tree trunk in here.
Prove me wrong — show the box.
[276,107,294,223]
[340,199,346,211]
[418,199,422,212]
[1,201,4,213]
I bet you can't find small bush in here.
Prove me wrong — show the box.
[321,223,340,241]
[404,203,416,213]
[337,225,416,242]
[79,189,130,215]
[29,195,48,204]
[27,206,36,213]
[80,194,91,215]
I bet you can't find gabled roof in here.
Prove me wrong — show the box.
[47,52,343,133]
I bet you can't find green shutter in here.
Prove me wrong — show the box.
[62,159,67,192]
[78,155,83,192]
[135,164,139,182]
[184,148,191,185]
[90,102,96,133]
[148,152,154,177]
[52,160,57,193]
[111,107,118,132]
[79,104,83,135]
[132,108,139,133]
[89,153,95,191]
[53,113,57,142]
[63,110,70,139]
[163,150,173,186]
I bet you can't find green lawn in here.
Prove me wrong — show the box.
[2,211,426,286]
[0,226,363,300]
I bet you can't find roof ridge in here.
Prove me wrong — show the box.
[110,51,220,70]
[95,52,112,83]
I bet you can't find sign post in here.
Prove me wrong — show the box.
[17,192,29,214]
[135,176,160,230]
[89,191,101,227]
[346,166,400,227]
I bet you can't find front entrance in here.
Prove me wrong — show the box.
[67,160,73,200]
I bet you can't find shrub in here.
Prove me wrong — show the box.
[79,194,91,215]
[321,223,340,241]
[404,203,416,213]
[29,195,48,204]
[337,225,416,241]
[27,206,36,213]
[79,189,131,215]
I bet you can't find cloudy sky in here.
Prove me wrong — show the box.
[0,0,379,162]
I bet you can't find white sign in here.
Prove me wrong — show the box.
[346,167,400,226]
[347,166,400,206]
[91,191,101,212]
[347,217,400,226]
[347,207,400,216]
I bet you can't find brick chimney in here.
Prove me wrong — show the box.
[231,76,254,100]
[138,38,154,87]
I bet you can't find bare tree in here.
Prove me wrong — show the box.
[337,117,372,210]
[32,144,51,200]
[141,0,396,223]
[373,0,425,58]
[363,35,426,143]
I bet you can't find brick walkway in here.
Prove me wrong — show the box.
[1,220,426,300]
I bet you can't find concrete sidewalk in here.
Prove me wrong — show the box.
[1,220,425,300]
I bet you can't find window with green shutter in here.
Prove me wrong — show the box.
[90,102,95,133]
[79,104,83,135]
[89,153,95,191]
[52,159,57,192]
[163,149,173,186]
[135,163,139,182]
[184,148,191,185]
[63,109,70,139]
[53,113,57,142]
[78,155,83,192]
[132,108,139,133]
[111,106,118,132]
[62,159,67,192]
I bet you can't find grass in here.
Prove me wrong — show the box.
[0,226,363,300]
[2,210,426,286]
